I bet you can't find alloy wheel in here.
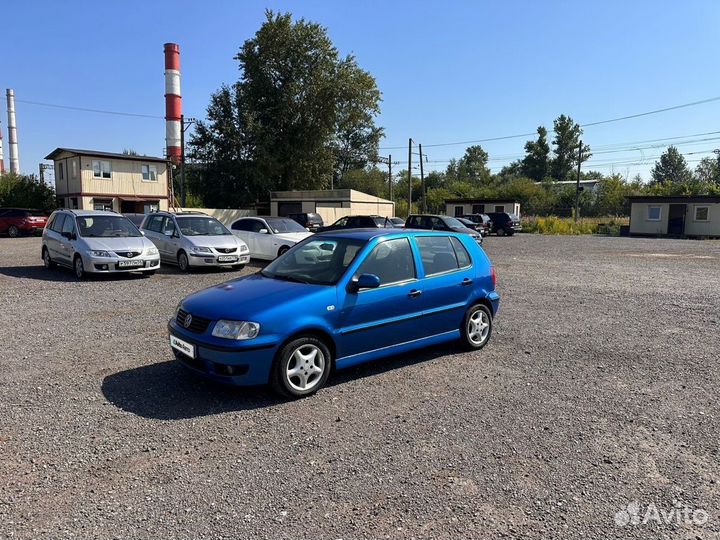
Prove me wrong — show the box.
[285,344,325,392]
[467,309,490,346]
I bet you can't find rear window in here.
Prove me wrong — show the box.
[306,214,323,223]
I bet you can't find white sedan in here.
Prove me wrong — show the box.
[229,216,313,260]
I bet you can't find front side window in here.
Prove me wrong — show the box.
[76,215,142,238]
[175,216,231,236]
[417,236,460,276]
[141,164,158,181]
[262,237,366,285]
[647,206,662,221]
[145,215,164,232]
[354,238,416,286]
[231,219,253,231]
[92,160,111,179]
[61,214,76,235]
[694,206,710,222]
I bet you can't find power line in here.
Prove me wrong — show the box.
[14,99,164,119]
[379,95,720,150]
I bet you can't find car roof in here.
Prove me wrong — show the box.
[316,228,467,241]
[56,209,119,217]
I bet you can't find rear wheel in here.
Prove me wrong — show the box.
[42,247,56,269]
[177,251,190,272]
[461,304,493,350]
[8,225,19,238]
[496,227,505,236]
[271,336,332,398]
[74,255,86,280]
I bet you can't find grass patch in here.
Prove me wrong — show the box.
[522,216,629,235]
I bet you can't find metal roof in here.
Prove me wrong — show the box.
[626,195,720,203]
[45,148,167,162]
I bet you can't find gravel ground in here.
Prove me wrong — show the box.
[1,234,719,539]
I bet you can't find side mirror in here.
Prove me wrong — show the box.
[258,228,269,234]
[61,231,76,241]
[349,273,381,292]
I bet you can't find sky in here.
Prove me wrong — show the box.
[3,0,720,184]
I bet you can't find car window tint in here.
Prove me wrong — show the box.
[51,214,66,233]
[355,238,415,286]
[449,237,471,267]
[162,217,177,235]
[417,236,459,276]
[61,215,75,234]
[146,215,163,232]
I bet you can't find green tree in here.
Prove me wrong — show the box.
[694,156,720,186]
[449,145,491,184]
[551,115,591,181]
[650,146,692,186]
[338,167,388,198]
[593,174,641,216]
[0,173,56,212]
[188,11,383,206]
[521,126,551,181]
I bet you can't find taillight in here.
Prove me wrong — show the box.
[491,266,497,287]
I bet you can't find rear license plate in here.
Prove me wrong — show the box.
[118,260,144,268]
[170,335,195,358]
[218,255,238,263]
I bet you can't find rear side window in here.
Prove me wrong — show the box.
[355,238,416,286]
[417,236,460,276]
[50,214,66,233]
[449,237,471,267]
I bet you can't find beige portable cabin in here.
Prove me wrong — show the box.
[445,198,521,218]
[628,195,720,238]
[270,189,395,224]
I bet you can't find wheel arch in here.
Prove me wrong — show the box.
[275,327,337,366]
[471,296,496,317]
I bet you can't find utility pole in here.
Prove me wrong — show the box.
[419,143,426,213]
[574,140,583,222]
[179,115,197,208]
[407,138,413,217]
[388,154,393,202]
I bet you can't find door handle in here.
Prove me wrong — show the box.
[408,289,422,298]
[461,278,473,286]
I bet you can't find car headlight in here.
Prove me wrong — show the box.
[190,246,212,254]
[89,250,111,257]
[145,247,159,256]
[239,243,249,253]
[212,320,260,340]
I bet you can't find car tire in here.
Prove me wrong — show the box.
[8,225,19,238]
[177,251,190,272]
[461,303,493,350]
[142,270,156,276]
[277,245,290,257]
[74,255,86,280]
[496,227,505,236]
[271,336,332,398]
[42,247,56,269]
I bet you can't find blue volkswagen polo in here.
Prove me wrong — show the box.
[168,229,499,398]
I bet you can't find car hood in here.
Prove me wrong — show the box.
[180,273,335,321]
[81,236,151,252]
[186,235,244,249]
[273,231,312,243]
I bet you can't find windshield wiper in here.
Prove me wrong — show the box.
[265,273,312,284]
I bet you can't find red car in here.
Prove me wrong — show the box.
[0,208,49,237]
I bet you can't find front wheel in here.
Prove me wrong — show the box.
[8,225,19,238]
[461,304,493,350]
[74,255,86,280]
[496,228,505,236]
[277,245,290,257]
[177,251,190,272]
[271,336,332,398]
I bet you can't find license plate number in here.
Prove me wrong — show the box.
[170,335,195,358]
[218,255,237,263]
[118,260,144,268]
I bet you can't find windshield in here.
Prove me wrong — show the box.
[76,215,142,238]
[444,217,466,229]
[176,216,231,236]
[265,217,308,233]
[261,237,366,285]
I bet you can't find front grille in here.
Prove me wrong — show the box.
[116,251,142,258]
[216,247,237,254]
[176,308,211,333]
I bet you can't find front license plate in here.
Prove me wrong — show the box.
[170,335,195,358]
[218,255,238,263]
[118,259,144,268]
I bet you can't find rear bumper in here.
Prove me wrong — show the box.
[168,321,278,386]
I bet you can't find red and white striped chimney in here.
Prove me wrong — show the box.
[164,43,182,164]
[0,118,5,174]
[6,89,19,174]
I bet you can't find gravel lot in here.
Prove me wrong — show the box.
[1,234,719,539]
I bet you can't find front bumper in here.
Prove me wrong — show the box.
[167,320,278,386]
[85,254,160,273]
[188,252,250,267]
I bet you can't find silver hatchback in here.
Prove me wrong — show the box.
[140,212,249,271]
[42,210,161,279]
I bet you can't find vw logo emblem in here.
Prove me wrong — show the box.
[184,314,193,328]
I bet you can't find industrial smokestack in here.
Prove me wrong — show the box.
[0,118,5,174]
[6,89,19,174]
[164,43,182,165]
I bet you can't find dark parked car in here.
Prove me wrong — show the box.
[318,215,393,232]
[287,212,324,232]
[168,229,499,397]
[461,213,493,236]
[0,208,48,237]
[486,212,522,236]
[457,217,483,233]
[405,214,483,245]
